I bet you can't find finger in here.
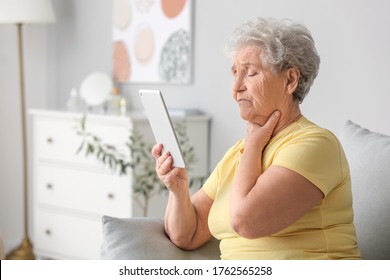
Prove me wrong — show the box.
[156,151,171,170]
[163,167,181,186]
[151,143,163,159]
[158,154,173,174]
[264,110,280,130]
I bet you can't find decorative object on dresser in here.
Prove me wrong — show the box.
[0,0,56,260]
[28,109,210,259]
[79,72,113,110]
[75,114,203,217]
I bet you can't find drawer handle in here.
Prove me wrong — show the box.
[46,183,53,190]
[45,229,52,236]
[107,193,115,200]
[46,137,54,144]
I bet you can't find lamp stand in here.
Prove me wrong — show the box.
[6,23,35,260]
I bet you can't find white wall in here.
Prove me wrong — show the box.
[1,0,390,254]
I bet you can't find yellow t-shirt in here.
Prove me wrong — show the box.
[203,116,361,259]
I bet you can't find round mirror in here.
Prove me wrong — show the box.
[80,72,112,107]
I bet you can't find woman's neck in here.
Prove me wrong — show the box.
[272,105,302,137]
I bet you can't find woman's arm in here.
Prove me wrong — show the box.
[165,188,213,250]
[152,144,213,250]
[230,112,324,239]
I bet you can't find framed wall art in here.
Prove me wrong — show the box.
[112,0,192,84]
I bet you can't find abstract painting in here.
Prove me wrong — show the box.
[112,0,192,84]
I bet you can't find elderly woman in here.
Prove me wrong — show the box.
[152,17,361,259]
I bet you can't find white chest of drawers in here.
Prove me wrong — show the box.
[29,109,210,259]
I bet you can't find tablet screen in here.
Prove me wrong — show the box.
[139,89,186,168]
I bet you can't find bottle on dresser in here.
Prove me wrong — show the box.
[106,86,127,116]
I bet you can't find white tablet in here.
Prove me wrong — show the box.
[139,89,186,168]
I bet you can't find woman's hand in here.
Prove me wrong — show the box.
[151,143,188,193]
[152,143,212,250]
[246,111,281,148]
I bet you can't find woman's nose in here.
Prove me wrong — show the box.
[232,74,246,93]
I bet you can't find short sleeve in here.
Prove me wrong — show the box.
[202,164,219,200]
[202,140,244,200]
[272,130,344,196]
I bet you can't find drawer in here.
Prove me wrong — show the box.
[34,210,102,259]
[35,164,132,217]
[33,117,130,166]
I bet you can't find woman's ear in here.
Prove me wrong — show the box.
[285,67,300,96]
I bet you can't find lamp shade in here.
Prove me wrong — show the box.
[0,0,55,24]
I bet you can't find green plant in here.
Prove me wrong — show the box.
[75,115,202,216]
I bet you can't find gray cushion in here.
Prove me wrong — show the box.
[100,215,220,260]
[340,120,390,260]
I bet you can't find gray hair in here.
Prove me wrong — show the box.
[226,17,320,103]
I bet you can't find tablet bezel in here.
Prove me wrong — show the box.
[139,89,186,168]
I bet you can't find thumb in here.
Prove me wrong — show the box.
[263,111,280,130]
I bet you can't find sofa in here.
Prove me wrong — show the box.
[100,120,390,260]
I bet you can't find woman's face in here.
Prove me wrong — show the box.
[231,44,291,125]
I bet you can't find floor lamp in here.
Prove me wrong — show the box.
[0,0,55,260]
